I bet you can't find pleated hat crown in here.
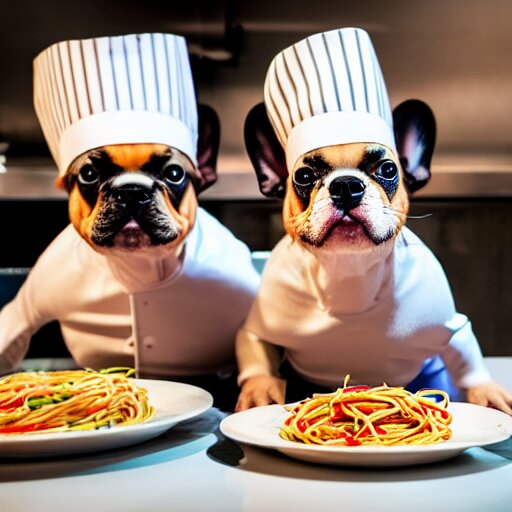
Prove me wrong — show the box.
[264,27,396,170]
[34,33,198,176]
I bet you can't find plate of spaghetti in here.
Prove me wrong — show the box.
[0,368,213,458]
[220,379,512,467]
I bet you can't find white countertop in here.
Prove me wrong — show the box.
[0,357,511,512]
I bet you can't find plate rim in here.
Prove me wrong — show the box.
[220,401,512,457]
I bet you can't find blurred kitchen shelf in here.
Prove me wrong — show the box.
[1,153,512,200]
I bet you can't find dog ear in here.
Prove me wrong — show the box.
[393,99,436,194]
[195,104,220,194]
[244,102,288,199]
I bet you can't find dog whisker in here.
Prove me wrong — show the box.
[383,206,407,219]
[405,213,433,220]
[384,205,433,220]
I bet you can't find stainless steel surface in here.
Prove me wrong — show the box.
[1,155,512,200]
[0,168,66,200]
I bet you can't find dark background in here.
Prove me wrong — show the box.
[0,0,510,359]
[1,0,511,160]
[0,195,510,359]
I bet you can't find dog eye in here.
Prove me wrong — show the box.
[293,167,317,187]
[78,165,99,185]
[376,161,398,180]
[163,164,186,185]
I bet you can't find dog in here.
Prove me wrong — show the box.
[235,99,512,414]
[0,104,260,409]
[60,105,220,260]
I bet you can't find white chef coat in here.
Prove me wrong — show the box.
[0,208,260,377]
[236,227,491,390]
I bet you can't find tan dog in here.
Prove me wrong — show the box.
[282,142,408,249]
[58,104,221,258]
[235,100,512,414]
[0,106,260,411]
[62,143,200,256]
[0,32,260,411]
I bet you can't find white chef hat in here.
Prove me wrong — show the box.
[264,27,396,170]
[33,33,198,176]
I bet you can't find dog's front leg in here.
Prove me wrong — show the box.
[466,382,512,414]
[235,328,285,411]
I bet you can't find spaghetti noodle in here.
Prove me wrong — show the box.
[0,368,154,434]
[280,376,452,446]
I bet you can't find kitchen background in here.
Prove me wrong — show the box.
[0,0,511,358]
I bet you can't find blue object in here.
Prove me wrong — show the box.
[406,355,462,401]
[0,268,29,308]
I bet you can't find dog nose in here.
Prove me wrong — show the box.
[110,185,155,216]
[329,176,365,210]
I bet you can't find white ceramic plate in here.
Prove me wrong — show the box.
[220,402,512,467]
[0,379,213,458]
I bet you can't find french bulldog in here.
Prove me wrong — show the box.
[235,100,512,414]
[0,105,260,410]
[60,106,218,257]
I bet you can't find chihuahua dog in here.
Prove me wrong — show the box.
[0,105,260,406]
[235,100,512,414]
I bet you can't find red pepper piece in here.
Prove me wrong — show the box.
[297,419,307,433]
[0,423,48,434]
[0,397,24,410]
[344,435,362,446]
[343,385,370,393]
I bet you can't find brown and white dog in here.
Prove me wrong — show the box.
[59,105,218,258]
[235,100,512,414]
[0,106,260,410]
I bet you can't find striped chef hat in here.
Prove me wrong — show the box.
[33,33,198,176]
[264,27,396,170]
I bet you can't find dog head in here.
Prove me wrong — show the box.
[56,105,220,256]
[244,100,436,252]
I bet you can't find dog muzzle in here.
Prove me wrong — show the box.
[91,172,180,249]
[106,173,157,218]
[328,176,366,213]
